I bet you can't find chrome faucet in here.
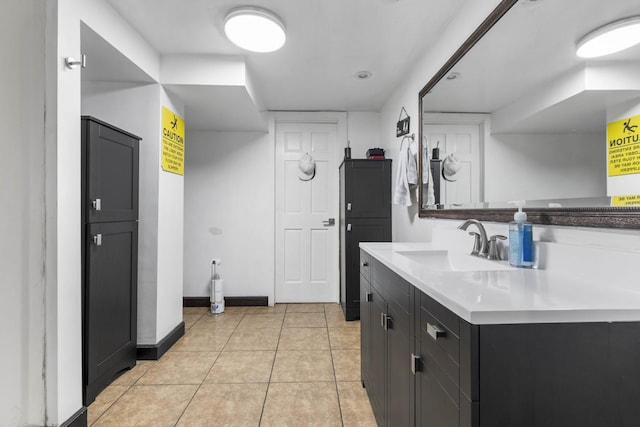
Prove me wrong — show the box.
[457,219,488,257]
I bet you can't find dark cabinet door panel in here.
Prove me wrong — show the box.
[84,221,138,404]
[83,117,140,223]
[479,323,612,427]
[343,220,391,320]
[344,160,392,218]
[368,287,388,427]
[360,273,372,386]
[387,300,412,426]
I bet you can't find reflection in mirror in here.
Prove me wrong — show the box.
[418,0,640,220]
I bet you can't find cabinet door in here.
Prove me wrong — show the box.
[84,221,138,404]
[83,118,139,223]
[368,286,388,427]
[342,219,391,320]
[387,299,413,426]
[360,273,372,386]
[344,160,391,218]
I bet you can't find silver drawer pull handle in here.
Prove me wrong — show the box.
[427,323,445,341]
[92,198,102,211]
[411,353,422,375]
[92,233,102,246]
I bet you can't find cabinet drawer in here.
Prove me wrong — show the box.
[360,250,372,283]
[421,306,460,362]
[421,307,460,389]
[421,290,460,337]
[419,355,460,427]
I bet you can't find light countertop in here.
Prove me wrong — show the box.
[360,242,640,325]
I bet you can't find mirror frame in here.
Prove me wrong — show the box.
[417,0,640,229]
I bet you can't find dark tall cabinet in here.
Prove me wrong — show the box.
[339,159,391,321]
[81,116,140,405]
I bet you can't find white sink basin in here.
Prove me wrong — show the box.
[394,249,512,272]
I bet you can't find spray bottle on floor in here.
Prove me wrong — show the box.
[210,259,225,315]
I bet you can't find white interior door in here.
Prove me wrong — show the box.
[275,121,339,303]
[424,124,481,206]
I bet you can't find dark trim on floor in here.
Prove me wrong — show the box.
[183,297,209,307]
[225,296,268,306]
[60,406,87,427]
[183,296,268,307]
[136,321,185,360]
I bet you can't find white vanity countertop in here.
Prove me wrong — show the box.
[360,242,640,325]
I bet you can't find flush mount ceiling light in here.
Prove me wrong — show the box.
[355,71,372,80]
[224,6,286,53]
[576,16,640,58]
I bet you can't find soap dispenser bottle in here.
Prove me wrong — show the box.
[509,201,534,268]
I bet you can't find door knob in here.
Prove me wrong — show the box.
[323,218,335,226]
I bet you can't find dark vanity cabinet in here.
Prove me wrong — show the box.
[340,160,391,321]
[81,116,140,405]
[361,250,640,427]
[360,250,414,426]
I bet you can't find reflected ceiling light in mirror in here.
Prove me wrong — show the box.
[224,7,286,53]
[576,16,640,58]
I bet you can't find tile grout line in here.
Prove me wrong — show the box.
[326,309,346,427]
[173,310,244,426]
[258,305,286,426]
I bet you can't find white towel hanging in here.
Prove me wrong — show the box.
[393,137,415,206]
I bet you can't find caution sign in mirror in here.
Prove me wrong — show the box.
[162,106,185,175]
[612,194,640,207]
[607,114,640,177]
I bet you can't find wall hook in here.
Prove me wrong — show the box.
[65,54,86,70]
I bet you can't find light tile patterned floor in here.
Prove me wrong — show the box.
[88,303,377,426]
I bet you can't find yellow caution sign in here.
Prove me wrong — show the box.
[161,106,185,175]
[612,194,640,207]
[607,114,640,177]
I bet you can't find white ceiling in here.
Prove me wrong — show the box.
[423,0,640,133]
[81,0,465,130]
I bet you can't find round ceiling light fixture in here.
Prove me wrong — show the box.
[224,7,286,53]
[355,71,372,80]
[576,16,640,58]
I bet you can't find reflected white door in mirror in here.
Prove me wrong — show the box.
[422,114,487,209]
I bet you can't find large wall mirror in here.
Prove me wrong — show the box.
[418,0,640,228]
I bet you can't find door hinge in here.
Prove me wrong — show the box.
[92,198,102,211]
[92,233,102,246]
[411,353,422,375]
